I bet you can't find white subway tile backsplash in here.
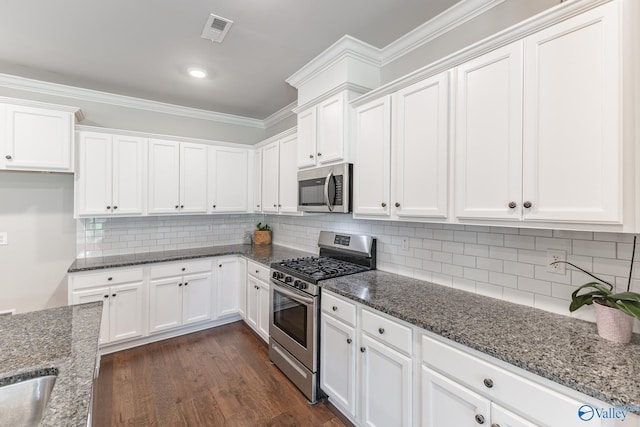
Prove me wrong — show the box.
[477,232,504,247]
[519,228,553,237]
[534,265,572,285]
[535,237,571,252]
[453,231,477,244]
[504,235,535,250]
[518,277,552,295]
[476,282,504,299]
[489,246,518,261]
[517,249,546,265]
[489,271,518,289]
[573,240,617,259]
[453,254,476,268]
[464,243,489,258]
[534,294,570,315]
[442,241,465,254]
[463,267,489,282]
[592,257,632,277]
[504,261,534,278]
[476,257,503,273]
[502,288,534,306]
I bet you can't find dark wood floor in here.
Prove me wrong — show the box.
[93,321,351,426]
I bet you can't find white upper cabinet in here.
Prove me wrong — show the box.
[454,42,524,221]
[76,131,146,217]
[252,149,263,212]
[354,95,392,216]
[393,73,450,219]
[1,102,76,172]
[260,132,299,214]
[148,139,207,214]
[522,1,620,223]
[296,91,349,169]
[208,146,248,213]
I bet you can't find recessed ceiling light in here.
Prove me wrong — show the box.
[188,68,207,79]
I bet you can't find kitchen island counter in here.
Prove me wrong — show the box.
[0,302,102,426]
[322,270,640,410]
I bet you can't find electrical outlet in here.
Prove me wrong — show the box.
[0,232,7,246]
[401,237,409,251]
[546,250,566,274]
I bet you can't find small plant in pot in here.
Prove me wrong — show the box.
[254,222,272,246]
[553,236,640,344]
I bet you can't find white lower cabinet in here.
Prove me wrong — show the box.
[215,256,245,318]
[68,267,145,346]
[322,290,615,427]
[245,260,270,342]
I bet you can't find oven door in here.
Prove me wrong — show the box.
[269,280,317,371]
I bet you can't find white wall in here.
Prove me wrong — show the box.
[0,172,76,314]
[266,214,640,331]
[381,0,558,84]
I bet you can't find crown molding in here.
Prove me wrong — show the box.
[0,73,265,128]
[253,126,297,148]
[380,0,507,66]
[286,35,382,89]
[293,82,370,114]
[263,101,297,129]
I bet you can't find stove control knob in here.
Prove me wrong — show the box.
[299,282,308,290]
[272,271,278,279]
[293,280,301,288]
[285,276,292,283]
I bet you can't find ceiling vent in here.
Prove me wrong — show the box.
[201,14,233,43]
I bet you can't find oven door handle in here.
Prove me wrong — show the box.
[271,280,315,305]
[323,171,334,212]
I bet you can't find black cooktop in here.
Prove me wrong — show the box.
[272,256,370,283]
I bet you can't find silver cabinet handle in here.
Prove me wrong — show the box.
[523,201,532,208]
[475,414,485,424]
[508,201,516,209]
[332,306,338,311]
[483,378,494,388]
[360,347,366,353]
[381,202,387,208]
[346,338,352,344]
[378,328,385,335]
[395,202,400,208]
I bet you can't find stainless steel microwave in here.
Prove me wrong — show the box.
[297,163,352,213]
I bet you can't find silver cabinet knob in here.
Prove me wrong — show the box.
[360,347,366,353]
[278,204,281,208]
[523,201,532,208]
[483,378,494,388]
[332,306,338,311]
[475,414,485,424]
[106,206,111,210]
[175,205,179,209]
[309,154,314,158]
[256,204,260,208]
[378,328,385,335]
[381,202,387,208]
[184,282,188,286]
[317,152,322,157]
[256,270,260,274]
[212,205,216,208]
[508,201,516,209]
[180,205,184,209]
[273,204,277,208]
[5,155,12,160]
[346,338,352,344]
[395,202,400,208]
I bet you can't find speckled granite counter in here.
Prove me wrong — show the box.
[322,270,640,409]
[68,244,314,272]
[0,302,102,426]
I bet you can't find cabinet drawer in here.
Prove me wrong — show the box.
[247,260,270,282]
[70,268,143,290]
[149,259,213,278]
[322,292,356,327]
[361,308,412,356]
[422,334,600,427]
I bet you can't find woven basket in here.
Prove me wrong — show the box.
[593,301,634,344]
[254,230,272,246]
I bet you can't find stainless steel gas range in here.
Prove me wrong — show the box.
[269,231,376,403]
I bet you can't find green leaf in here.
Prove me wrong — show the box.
[617,301,640,321]
[569,293,597,312]
[609,292,640,303]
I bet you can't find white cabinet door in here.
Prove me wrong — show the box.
[149,277,183,333]
[320,314,357,418]
[361,334,412,427]
[3,105,73,171]
[297,107,317,168]
[216,257,240,318]
[109,281,144,342]
[262,141,280,213]
[455,42,523,220]
[393,73,449,219]
[522,2,620,223]
[278,134,298,213]
[317,93,345,165]
[76,133,112,216]
[253,149,263,212]
[491,403,538,427]
[148,139,181,214]
[209,147,248,213]
[112,136,145,216]
[71,287,110,345]
[354,96,392,216]
[180,142,208,213]
[246,275,260,330]
[421,366,491,427]
[182,272,212,325]
[257,279,270,341]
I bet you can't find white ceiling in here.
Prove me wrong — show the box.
[0,0,461,120]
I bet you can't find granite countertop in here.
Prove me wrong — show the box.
[0,302,102,426]
[68,244,314,273]
[322,270,640,409]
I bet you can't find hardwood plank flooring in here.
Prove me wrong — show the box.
[93,321,351,426]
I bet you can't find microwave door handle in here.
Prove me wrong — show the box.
[324,171,334,212]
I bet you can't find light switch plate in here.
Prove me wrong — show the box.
[0,232,7,245]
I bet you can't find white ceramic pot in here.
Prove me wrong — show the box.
[593,301,634,344]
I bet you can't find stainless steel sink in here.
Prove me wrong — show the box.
[0,372,57,427]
